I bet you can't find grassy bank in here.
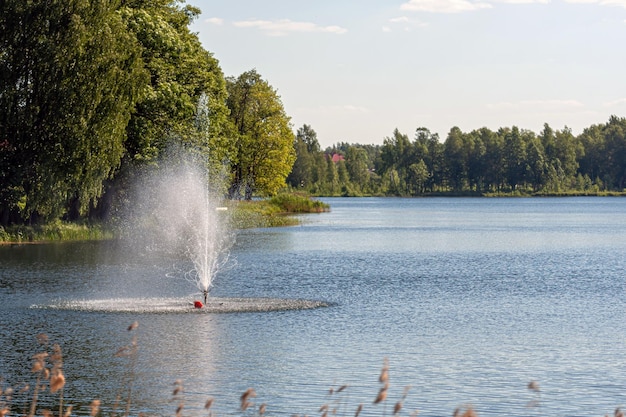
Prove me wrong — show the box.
[0,194,330,243]
[227,193,329,229]
[0,221,114,244]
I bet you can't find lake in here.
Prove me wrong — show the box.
[1,197,625,417]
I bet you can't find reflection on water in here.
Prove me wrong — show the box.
[1,197,625,417]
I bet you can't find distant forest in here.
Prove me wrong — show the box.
[287,117,626,197]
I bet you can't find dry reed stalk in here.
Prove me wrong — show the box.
[354,404,363,417]
[172,380,185,417]
[379,358,389,384]
[240,388,256,411]
[608,408,625,417]
[374,386,388,405]
[453,406,477,417]
[526,380,541,409]
[28,351,47,417]
[204,398,214,410]
[90,399,101,417]
[393,401,402,416]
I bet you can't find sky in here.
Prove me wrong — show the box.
[189,0,626,148]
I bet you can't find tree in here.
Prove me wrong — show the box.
[502,127,529,190]
[602,115,626,190]
[121,1,232,165]
[0,0,146,225]
[413,127,443,193]
[345,145,370,194]
[443,127,467,191]
[287,124,321,189]
[226,70,295,199]
[379,129,412,195]
[408,160,429,194]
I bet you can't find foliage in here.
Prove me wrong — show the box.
[226,200,298,229]
[0,0,146,225]
[269,192,329,213]
[0,0,244,227]
[2,0,626,232]
[290,117,626,197]
[120,1,232,166]
[226,70,295,199]
[0,221,113,243]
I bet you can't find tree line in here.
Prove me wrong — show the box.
[1,0,294,227]
[2,2,626,229]
[287,116,626,197]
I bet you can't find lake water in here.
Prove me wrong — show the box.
[1,197,625,417]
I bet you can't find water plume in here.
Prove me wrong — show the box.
[122,148,234,300]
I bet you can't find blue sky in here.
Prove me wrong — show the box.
[190,0,626,148]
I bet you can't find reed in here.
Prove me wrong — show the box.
[1,325,623,417]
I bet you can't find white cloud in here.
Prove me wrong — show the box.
[491,0,550,3]
[233,19,348,36]
[206,17,224,25]
[400,0,492,13]
[304,105,371,115]
[564,0,626,7]
[399,0,552,13]
[488,99,584,110]
[384,16,429,31]
[604,98,626,107]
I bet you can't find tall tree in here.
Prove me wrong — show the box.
[502,127,529,190]
[345,145,370,193]
[226,70,295,199]
[413,127,443,193]
[287,124,320,189]
[443,127,467,191]
[0,0,146,225]
[379,129,411,195]
[121,1,232,165]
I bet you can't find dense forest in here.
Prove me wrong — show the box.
[287,118,626,197]
[0,0,294,227]
[1,1,626,229]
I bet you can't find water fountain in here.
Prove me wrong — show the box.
[31,149,327,313]
[28,146,326,313]
[151,156,232,305]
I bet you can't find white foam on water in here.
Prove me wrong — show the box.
[31,297,329,314]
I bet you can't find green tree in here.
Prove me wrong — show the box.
[121,1,232,165]
[578,123,605,187]
[379,129,412,195]
[526,135,547,192]
[443,127,468,191]
[408,160,429,194]
[345,145,371,193]
[287,124,320,189]
[226,70,295,199]
[413,127,443,193]
[323,156,340,195]
[602,115,626,190]
[0,0,146,225]
[502,127,529,190]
